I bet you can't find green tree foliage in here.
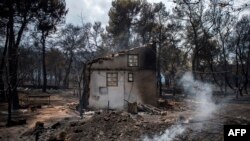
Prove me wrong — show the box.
[134,1,155,44]
[231,15,250,95]
[106,0,141,50]
[0,0,67,125]
[59,24,82,88]
[35,0,67,92]
[0,0,44,110]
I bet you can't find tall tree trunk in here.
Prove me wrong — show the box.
[49,74,52,86]
[7,87,12,126]
[38,63,41,87]
[9,39,19,109]
[63,52,73,88]
[42,32,47,92]
[187,4,199,79]
[235,44,239,99]
[239,45,245,96]
[244,47,250,94]
[79,63,92,117]
[7,0,19,109]
[58,69,62,87]
[6,0,14,124]
[157,40,162,97]
[54,68,58,86]
[0,27,9,101]
[192,49,198,79]
[208,59,221,87]
[220,32,234,90]
[82,63,90,109]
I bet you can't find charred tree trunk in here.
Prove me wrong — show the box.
[187,3,199,80]
[63,52,73,88]
[220,32,234,90]
[82,63,90,108]
[79,63,92,117]
[7,0,19,109]
[8,38,19,109]
[244,49,250,94]
[235,44,240,99]
[0,27,9,101]
[6,0,14,122]
[6,0,28,109]
[79,64,85,117]
[58,69,62,87]
[208,60,221,87]
[191,49,198,79]
[49,74,52,86]
[157,43,162,97]
[156,22,163,97]
[37,63,41,86]
[239,45,245,96]
[54,68,58,86]
[7,87,12,126]
[42,32,47,93]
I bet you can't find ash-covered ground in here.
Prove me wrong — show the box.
[0,87,250,141]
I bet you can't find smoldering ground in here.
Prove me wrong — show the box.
[143,72,219,141]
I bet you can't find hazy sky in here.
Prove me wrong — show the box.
[65,0,112,26]
[65,0,174,26]
[65,0,249,26]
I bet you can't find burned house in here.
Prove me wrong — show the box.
[87,44,159,109]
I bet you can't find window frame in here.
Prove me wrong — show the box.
[106,72,118,87]
[128,72,134,82]
[127,54,139,67]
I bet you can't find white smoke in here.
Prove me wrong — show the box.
[179,72,217,118]
[143,125,185,141]
[143,72,218,141]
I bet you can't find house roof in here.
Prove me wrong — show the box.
[88,43,154,65]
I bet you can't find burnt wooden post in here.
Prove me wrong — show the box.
[155,42,162,97]
[79,63,91,118]
[79,64,86,118]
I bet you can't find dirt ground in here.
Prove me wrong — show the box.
[0,90,250,141]
[0,89,80,141]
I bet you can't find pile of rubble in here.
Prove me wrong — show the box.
[22,111,171,141]
[19,98,187,141]
[66,111,171,141]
